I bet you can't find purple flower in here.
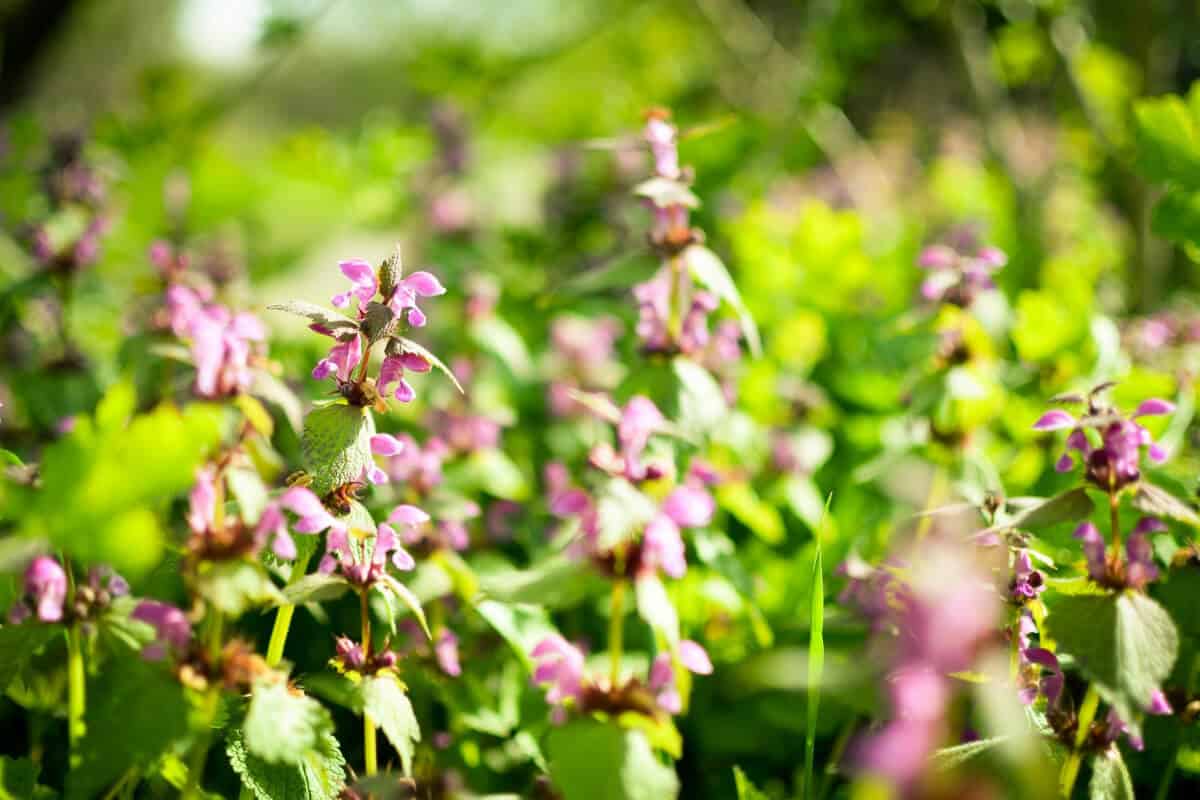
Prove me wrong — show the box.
[914,239,1005,307]
[9,556,68,623]
[1148,689,1173,715]
[331,259,378,310]
[334,635,366,670]
[312,335,362,383]
[377,352,431,403]
[186,465,217,536]
[1036,394,1174,488]
[531,634,586,715]
[642,514,688,578]
[386,271,446,328]
[617,396,664,481]
[1125,518,1162,589]
[365,433,406,484]
[644,115,681,180]
[1032,410,1076,431]
[384,434,446,493]
[1010,550,1044,600]
[280,486,341,535]
[435,630,462,677]
[132,601,192,661]
[661,485,715,528]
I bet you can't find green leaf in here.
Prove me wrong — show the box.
[470,316,534,379]
[635,575,679,646]
[1005,487,1094,531]
[0,449,22,467]
[0,624,58,693]
[281,573,351,605]
[235,394,276,439]
[804,518,825,800]
[266,301,359,332]
[250,370,304,433]
[447,448,529,500]
[546,719,679,800]
[361,676,421,777]
[682,244,761,357]
[0,756,39,800]
[392,337,463,393]
[25,402,222,578]
[227,728,346,800]
[1089,749,1135,800]
[475,599,558,670]
[1134,95,1200,186]
[717,482,785,544]
[1133,482,1200,527]
[244,681,335,766]
[227,467,269,523]
[300,403,376,495]
[360,301,397,343]
[1047,592,1179,734]
[932,737,1009,771]
[67,657,190,799]
[673,357,726,439]
[732,766,770,800]
[379,575,430,640]
[596,479,659,551]
[196,561,284,616]
[475,554,606,609]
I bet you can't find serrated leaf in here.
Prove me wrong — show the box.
[546,719,679,800]
[266,301,359,331]
[360,302,396,344]
[244,681,335,766]
[1047,592,1178,735]
[984,488,1094,535]
[1133,482,1200,527]
[196,561,284,616]
[281,573,351,605]
[361,676,420,777]
[392,337,463,393]
[227,727,346,800]
[635,574,679,646]
[300,403,375,495]
[1089,749,1135,800]
[682,244,761,357]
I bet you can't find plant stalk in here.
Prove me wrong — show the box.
[1059,683,1100,798]
[361,589,377,777]
[609,579,626,687]
[264,552,313,667]
[66,623,86,760]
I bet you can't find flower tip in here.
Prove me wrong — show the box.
[1033,410,1075,431]
[1135,398,1175,417]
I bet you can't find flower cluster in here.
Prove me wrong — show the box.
[23,133,111,274]
[308,255,444,405]
[916,234,1006,308]
[530,634,712,723]
[157,241,268,399]
[1073,517,1163,590]
[847,540,1000,791]
[546,315,623,416]
[1033,390,1173,490]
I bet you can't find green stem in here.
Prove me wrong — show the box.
[1059,684,1100,798]
[361,590,377,777]
[66,624,86,761]
[264,552,313,667]
[609,579,626,687]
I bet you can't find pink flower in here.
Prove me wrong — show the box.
[331,259,379,310]
[132,601,192,661]
[642,514,687,578]
[531,634,586,712]
[618,396,664,480]
[377,352,431,403]
[280,486,340,534]
[661,486,715,528]
[1073,522,1106,583]
[386,271,446,328]
[11,556,68,623]
[435,630,462,677]
[365,433,405,484]
[254,504,296,560]
[312,336,362,383]
[186,465,217,536]
[644,116,681,180]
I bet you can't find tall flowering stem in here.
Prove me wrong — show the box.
[66,619,86,759]
[264,552,312,667]
[609,579,626,686]
[360,588,378,777]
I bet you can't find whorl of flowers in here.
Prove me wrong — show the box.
[916,230,1006,308]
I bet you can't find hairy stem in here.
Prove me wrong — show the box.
[264,552,313,667]
[1059,683,1100,798]
[609,579,626,687]
[1108,485,1121,556]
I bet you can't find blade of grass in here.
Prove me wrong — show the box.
[804,494,832,800]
